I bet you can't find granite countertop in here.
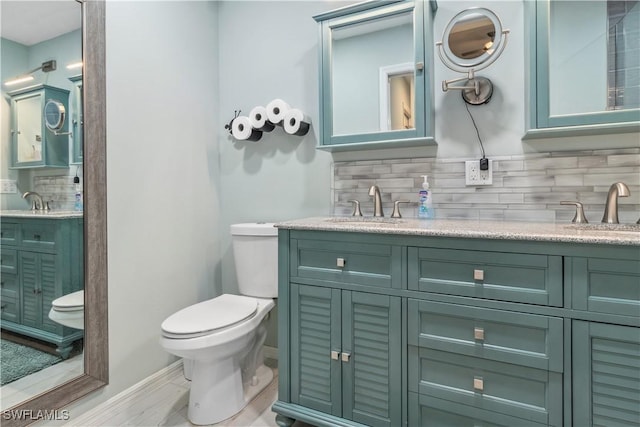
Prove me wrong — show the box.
[1,210,83,219]
[276,217,640,246]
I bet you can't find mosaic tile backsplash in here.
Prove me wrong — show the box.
[332,148,640,223]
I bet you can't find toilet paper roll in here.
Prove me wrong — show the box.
[249,106,275,132]
[231,116,262,142]
[283,109,311,136]
[266,98,290,125]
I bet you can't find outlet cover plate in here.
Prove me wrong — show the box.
[0,179,17,194]
[465,160,493,186]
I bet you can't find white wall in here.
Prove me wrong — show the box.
[64,0,221,415]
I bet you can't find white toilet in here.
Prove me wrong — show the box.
[48,290,84,330]
[160,223,278,425]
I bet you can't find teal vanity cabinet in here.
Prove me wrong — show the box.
[8,84,70,168]
[68,75,83,164]
[526,0,640,137]
[313,0,437,151]
[0,216,83,357]
[274,223,639,427]
[277,231,404,427]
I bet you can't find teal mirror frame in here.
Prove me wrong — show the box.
[314,0,437,151]
[526,0,640,138]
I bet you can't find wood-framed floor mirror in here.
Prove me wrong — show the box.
[1,0,107,425]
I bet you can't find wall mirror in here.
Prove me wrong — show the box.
[0,0,107,424]
[314,0,437,151]
[437,7,509,105]
[527,0,640,136]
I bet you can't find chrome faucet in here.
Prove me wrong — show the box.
[368,185,384,217]
[601,182,630,224]
[22,191,46,211]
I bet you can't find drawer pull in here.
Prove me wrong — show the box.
[474,327,485,341]
[331,351,340,360]
[341,352,351,362]
[33,234,41,240]
[474,376,484,392]
[336,258,346,268]
[474,269,484,281]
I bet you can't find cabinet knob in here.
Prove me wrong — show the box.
[474,327,485,341]
[1,281,4,287]
[474,269,484,281]
[33,234,41,240]
[336,258,346,268]
[474,376,484,392]
[341,352,351,362]
[1,304,6,310]
[331,351,340,360]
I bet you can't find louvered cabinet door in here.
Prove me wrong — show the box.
[573,321,640,427]
[290,284,342,416]
[19,251,41,328]
[342,291,402,427]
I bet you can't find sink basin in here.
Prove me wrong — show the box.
[566,223,640,232]
[324,217,407,226]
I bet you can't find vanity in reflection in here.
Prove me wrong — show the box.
[1,212,83,358]
[272,219,640,427]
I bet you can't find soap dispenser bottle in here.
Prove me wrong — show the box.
[418,175,433,219]
[74,176,83,211]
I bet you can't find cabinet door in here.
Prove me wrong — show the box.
[290,284,342,416]
[342,291,402,427]
[14,93,44,165]
[573,321,640,427]
[19,251,59,332]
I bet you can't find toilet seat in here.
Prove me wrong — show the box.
[52,290,84,312]
[161,294,258,339]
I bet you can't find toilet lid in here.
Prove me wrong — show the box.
[52,290,84,312]
[161,294,258,338]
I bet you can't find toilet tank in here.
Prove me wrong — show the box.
[230,223,278,298]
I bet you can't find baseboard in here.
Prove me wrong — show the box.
[66,359,183,425]
[263,345,278,361]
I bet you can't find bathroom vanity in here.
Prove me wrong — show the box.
[272,218,639,427]
[1,211,83,358]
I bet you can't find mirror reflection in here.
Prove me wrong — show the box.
[0,0,84,411]
[447,13,495,60]
[549,0,640,115]
[331,10,415,135]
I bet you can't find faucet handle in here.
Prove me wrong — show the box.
[348,200,363,217]
[391,201,410,218]
[561,201,588,224]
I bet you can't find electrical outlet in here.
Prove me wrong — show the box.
[465,160,493,186]
[0,179,17,194]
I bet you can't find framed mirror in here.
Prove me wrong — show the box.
[527,0,640,136]
[314,0,437,151]
[1,0,107,424]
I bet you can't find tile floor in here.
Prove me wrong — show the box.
[67,362,313,427]
[1,353,84,410]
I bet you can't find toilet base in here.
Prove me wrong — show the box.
[187,361,273,425]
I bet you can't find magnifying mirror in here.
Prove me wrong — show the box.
[436,8,509,105]
[44,99,66,132]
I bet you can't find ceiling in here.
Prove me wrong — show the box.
[1,1,81,46]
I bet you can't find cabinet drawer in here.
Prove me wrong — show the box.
[1,222,18,245]
[1,249,17,273]
[290,238,401,289]
[1,296,19,322]
[0,273,19,299]
[571,257,640,318]
[408,247,563,306]
[408,347,562,426]
[408,299,563,372]
[20,222,58,250]
[408,393,547,427]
